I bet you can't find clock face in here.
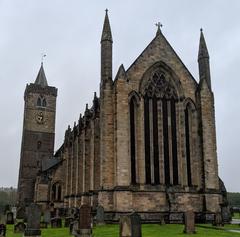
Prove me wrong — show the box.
[35,111,45,124]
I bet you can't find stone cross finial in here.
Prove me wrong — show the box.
[105,8,108,13]
[155,22,163,36]
[41,53,46,64]
[155,22,163,29]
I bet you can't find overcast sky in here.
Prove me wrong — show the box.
[0,0,239,192]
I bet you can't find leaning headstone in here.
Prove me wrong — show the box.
[78,204,92,237]
[96,205,105,225]
[159,214,165,225]
[213,212,223,227]
[6,212,14,224]
[24,203,41,237]
[14,222,26,233]
[183,211,196,234]
[120,212,142,237]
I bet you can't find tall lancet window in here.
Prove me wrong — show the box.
[184,102,194,186]
[130,96,137,184]
[143,71,179,186]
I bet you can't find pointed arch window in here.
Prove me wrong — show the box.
[37,97,42,106]
[130,96,137,184]
[143,71,179,186]
[42,98,47,107]
[37,96,47,107]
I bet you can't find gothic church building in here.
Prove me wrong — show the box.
[18,12,227,222]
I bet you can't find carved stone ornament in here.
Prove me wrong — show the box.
[143,71,177,99]
[35,111,45,124]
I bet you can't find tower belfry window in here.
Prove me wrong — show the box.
[37,96,47,107]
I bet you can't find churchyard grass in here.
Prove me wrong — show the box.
[5,223,240,237]
[233,212,240,219]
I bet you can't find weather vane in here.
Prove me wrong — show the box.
[41,53,46,64]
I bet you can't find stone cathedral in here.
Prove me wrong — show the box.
[17,12,229,222]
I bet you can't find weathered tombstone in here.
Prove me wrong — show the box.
[120,213,142,237]
[6,212,14,224]
[50,217,62,228]
[17,206,26,220]
[11,207,17,220]
[65,217,74,227]
[183,211,196,234]
[24,203,41,237]
[96,205,105,225]
[77,204,92,237]
[14,222,26,233]
[70,220,79,236]
[41,210,51,228]
[0,224,6,236]
[213,212,223,227]
[159,214,165,225]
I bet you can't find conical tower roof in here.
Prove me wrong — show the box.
[34,63,48,87]
[101,9,113,42]
[198,29,209,60]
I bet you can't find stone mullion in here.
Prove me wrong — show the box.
[158,99,164,184]
[149,98,154,184]
[167,100,173,185]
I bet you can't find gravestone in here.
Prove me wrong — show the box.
[120,212,142,237]
[24,203,41,237]
[77,204,92,237]
[43,210,51,224]
[11,207,17,220]
[14,222,26,233]
[159,214,165,225]
[213,212,223,227]
[0,224,6,236]
[50,217,62,228]
[65,217,74,227]
[6,212,14,224]
[40,210,51,228]
[183,211,196,234]
[96,205,105,225]
[70,220,79,236]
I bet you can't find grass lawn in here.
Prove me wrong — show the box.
[233,212,240,219]
[5,223,240,237]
